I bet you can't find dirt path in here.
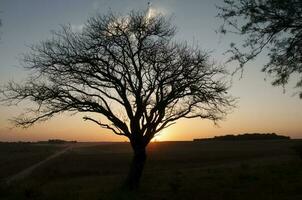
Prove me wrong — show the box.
[5,144,74,185]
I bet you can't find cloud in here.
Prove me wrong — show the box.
[150,4,169,16]
[71,24,84,32]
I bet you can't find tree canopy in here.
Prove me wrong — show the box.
[1,10,233,188]
[2,10,232,142]
[217,0,302,98]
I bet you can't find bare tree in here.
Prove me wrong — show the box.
[1,10,233,189]
[217,0,302,98]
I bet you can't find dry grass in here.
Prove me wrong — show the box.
[1,140,302,200]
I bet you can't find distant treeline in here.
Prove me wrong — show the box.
[0,141,32,144]
[37,139,77,144]
[0,139,77,144]
[194,133,290,141]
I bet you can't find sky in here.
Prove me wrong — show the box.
[0,0,301,142]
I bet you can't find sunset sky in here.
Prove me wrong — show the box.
[0,0,301,142]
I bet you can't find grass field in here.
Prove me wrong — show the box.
[1,140,302,200]
[0,143,63,181]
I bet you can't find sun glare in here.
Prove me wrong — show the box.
[147,7,156,19]
[151,128,170,142]
[146,3,166,20]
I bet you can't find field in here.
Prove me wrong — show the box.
[1,140,302,200]
[0,143,63,181]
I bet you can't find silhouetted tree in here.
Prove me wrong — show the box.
[217,0,302,98]
[1,10,233,189]
[194,133,290,141]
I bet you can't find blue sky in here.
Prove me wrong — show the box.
[0,0,301,141]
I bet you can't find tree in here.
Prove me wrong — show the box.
[1,10,233,189]
[217,0,302,98]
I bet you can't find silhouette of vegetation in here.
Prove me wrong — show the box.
[37,139,77,144]
[194,133,290,141]
[217,0,302,98]
[0,10,233,189]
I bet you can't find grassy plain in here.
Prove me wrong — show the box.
[1,140,302,200]
[0,143,63,181]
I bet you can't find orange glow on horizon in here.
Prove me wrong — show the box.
[0,111,301,142]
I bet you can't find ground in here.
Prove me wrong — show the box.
[0,140,302,200]
[0,143,62,181]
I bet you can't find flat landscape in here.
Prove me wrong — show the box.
[1,140,302,200]
[1,1,302,200]
[0,143,63,181]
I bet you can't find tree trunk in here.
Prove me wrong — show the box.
[124,146,147,190]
